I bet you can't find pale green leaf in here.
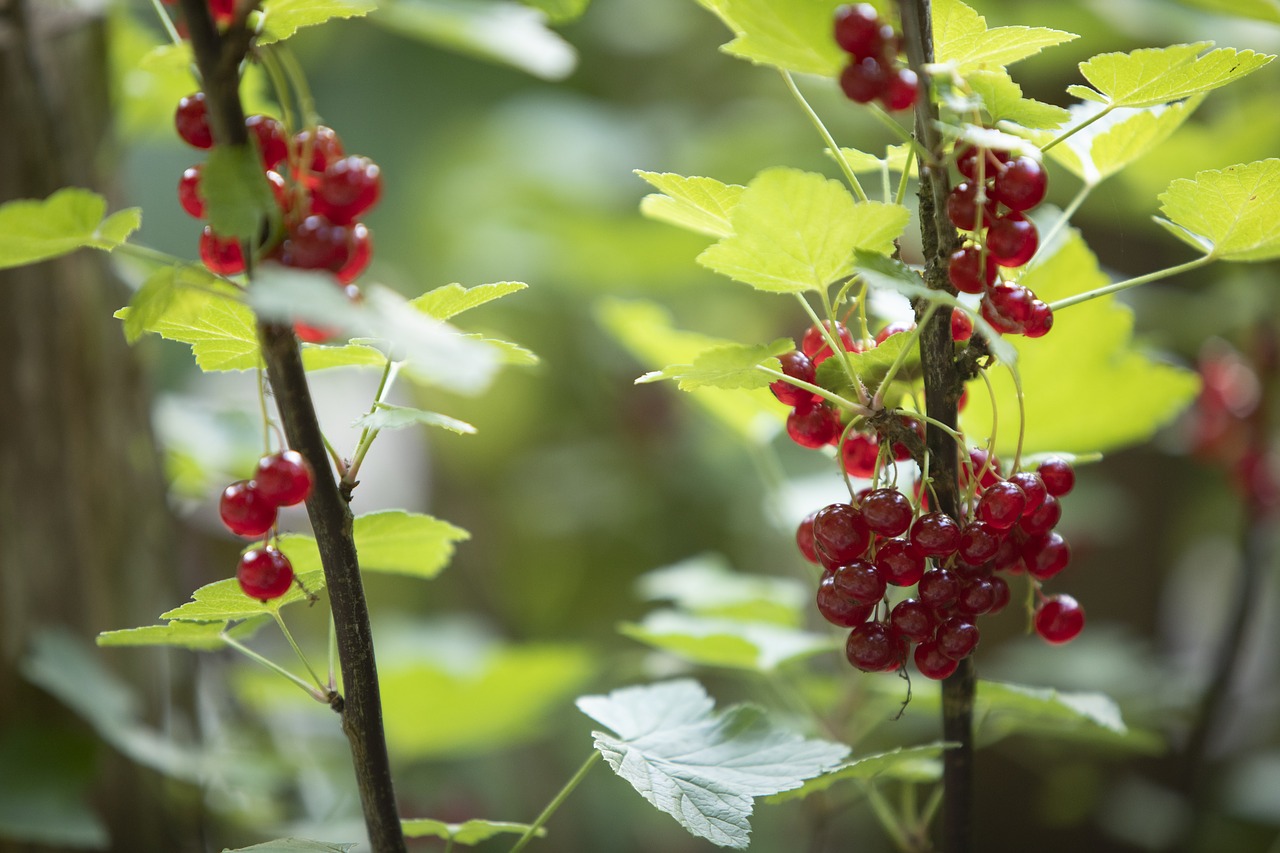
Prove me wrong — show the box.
[638,338,792,391]
[636,554,808,627]
[202,145,276,240]
[115,283,260,371]
[480,334,540,366]
[410,281,527,320]
[222,841,356,853]
[933,0,1077,74]
[620,611,839,671]
[693,0,846,76]
[160,570,326,622]
[1173,0,1280,23]
[300,342,388,371]
[831,144,919,176]
[968,70,1070,130]
[1047,97,1203,186]
[960,231,1199,455]
[0,188,139,270]
[352,510,470,579]
[577,679,849,848]
[1157,159,1280,261]
[766,743,952,802]
[258,0,377,44]
[96,621,252,651]
[1073,42,1274,109]
[597,299,785,444]
[371,0,576,80]
[401,819,544,844]
[636,171,745,239]
[698,168,908,293]
[352,403,476,434]
[517,0,591,23]
[122,263,226,344]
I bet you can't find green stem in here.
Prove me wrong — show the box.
[1048,255,1213,311]
[1041,105,1112,153]
[866,783,914,852]
[257,45,299,136]
[1007,365,1026,472]
[867,103,930,162]
[873,303,938,409]
[344,358,398,488]
[895,150,916,207]
[223,633,326,700]
[272,610,325,690]
[779,70,868,202]
[1029,183,1092,266]
[508,752,601,853]
[147,0,186,48]
[755,366,871,415]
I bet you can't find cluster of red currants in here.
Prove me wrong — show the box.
[218,450,314,601]
[834,4,919,112]
[173,90,381,341]
[795,451,1084,679]
[946,144,1053,338]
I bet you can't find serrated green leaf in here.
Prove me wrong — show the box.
[1157,159,1280,261]
[815,327,920,396]
[968,70,1069,130]
[636,554,808,627]
[371,0,576,80]
[693,0,846,76]
[698,168,908,293]
[202,145,276,241]
[1073,42,1274,109]
[0,188,140,270]
[1173,0,1280,23]
[258,0,377,44]
[481,334,539,366]
[597,299,786,444]
[122,264,226,344]
[621,611,839,671]
[1047,97,1202,186]
[300,342,388,371]
[636,171,745,239]
[160,570,326,622]
[831,144,919,176]
[577,679,849,848]
[354,510,470,579]
[638,338,792,391]
[960,231,1199,455]
[933,0,1077,74]
[115,283,259,371]
[222,840,356,853]
[517,0,590,23]
[401,818,545,844]
[352,403,476,434]
[766,743,952,803]
[410,281,527,320]
[96,621,240,651]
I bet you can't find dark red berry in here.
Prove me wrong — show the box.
[1035,594,1085,644]
[987,213,1039,267]
[237,545,295,602]
[245,114,288,170]
[209,0,236,24]
[1023,300,1054,338]
[787,399,841,449]
[833,559,886,605]
[292,125,345,179]
[312,155,382,224]
[336,222,373,284]
[771,350,816,406]
[951,308,974,343]
[846,621,906,672]
[219,480,277,538]
[875,538,926,587]
[946,182,997,232]
[881,67,919,111]
[254,450,314,507]
[839,56,889,104]
[175,92,212,149]
[875,321,915,345]
[813,503,873,567]
[957,577,998,616]
[833,4,883,60]
[918,567,961,611]
[1038,457,1075,496]
[1023,531,1071,580]
[280,215,352,272]
[980,295,1023,335]
[936,616,980,660]
[889,598,936,643]
[910,512,961,557]
[914,639,959,679]
[966,448,1003,490]
[817,574,875,627]
[178,165,204,218]
[977,480,1027,531]
[987,575,1011,614]
[992,156,1048,212]
[796,511,820,563]
[199,227,245,275]
[1019,494,1061,536]
[948,245,997,294]
[841,432,881,478]
[801,321,856,364]
[860,488,913,537]
[955,145,1010,181]
[958,520,1001,565]
[990,534,1023,572]
[988,283,1037,327]
[1007,471,1047,515]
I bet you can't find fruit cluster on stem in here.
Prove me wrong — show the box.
[218,450,315,601]
[834,4,919,112]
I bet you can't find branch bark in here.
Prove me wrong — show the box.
[177,2,406,849]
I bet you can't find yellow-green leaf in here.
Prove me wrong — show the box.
[1156,159,1280,262]
[693,0,846,76]
[933,0,1077,74]
[968,70,1070,130]
[0,188,139,270]
[401,819,544,845]
[410,281,527,320]
[258,0,377,45]
[620,611,838,671]
[638,338,792,391]
[115,284,260,372]
[1048,97,1203,186]
[636,171,745,239]
[1070,42,1274,109]
[201,145,277,241]
[160,570,326,622]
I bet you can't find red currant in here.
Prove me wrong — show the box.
[992,156,1048,212]
[947,246,997,294]
[1023,300,1054,338]
[254,450,314,507]
[1007,471,1047,515]
[312,156,382,224]
[910,512,961,557]
[955,145,1010,181]
[875,321,915,345]
[987,213,1039,267]
[801,321,856,365]
[860,488,913,537]
[796,511,820,563]
[946,182,997,232]
[1019,494,1061,536]
[957,520,1001,565]
[787,399,841,449]
[881,67,919,111]
[846,621,906,672]
[771,350,816,406]
[988,283,1037,327]
[1034,594,1085,644]
[840,57,890,104]
[914,639,959,679]
[246,114,288,170]
[833,4,883,60]
[175,92,212,149]
[957,577,998,616]
[813,502,872,567]
[292,125,345,180]
[987,575,1011,614]
[1023,531,1071,580]
[219,480,277,538]
[833,559,887,606]
[1037,457,1075,496]
[875,538,926,587]
[336,223,373,284]
[237,545,295,602]
[817,574,875,628]
[977,480,1027,531]
[178,165,204,218]
[951,308,974,343]
[279,215,352,272]
[889,598,936,643]
[199,227,245,275]
[918,567,961,611]
[841,432,881,478]
[936,616,980,660]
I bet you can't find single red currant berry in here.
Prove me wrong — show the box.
[199,227,245,275]
[813,503,873,567]
[966,447,1003,490]
[178,165,204,218]
[958,520,1001,565]
[990,534,1023,572]
[875,321,915,345]
[1023,299,1054,338]
[992,156,1048,212]
[292,125,345,179]
[889,598,936,643]
[801,321,856,364]
[947,245,997,294]
[280,215,352,272]
[1007,471,1047,515]
[918,567,961,611]
[313,155,382,224]
[1034,594,1085,644]
[988,283,1037,326]
[175,92,212,149]
[980,295,1023,335]
[987,575,1011,614]
[936,616,980,660]
[839,56,890,104]
[846,621,906,672]
[254,450,314,507]
[977,480,1027,531]
[1038,457,1076,496]
[946,182,997,232]
[336,222,373,284]
[796,511,820,563]
[987,213,1039,267]
[209,0,236,25]
[914,639,959,679]
[955,145,1009,181]
[951,308,974,343]
[245,114,288,170]
[817,574,875,628]
[771,350,816,406]
[957,577,998,616]
[910,512,961,557]
[833,559,887,605]
[841,432,881,478]
[860,488,913,537]
[219,480,277,538]
[881,67,919,111]
[875,538,926,587]
[237,545,295,602]
[1019,494,1061,536]
[787,399,841,449]
[1023,531,1071,580]
[833,4,883,60]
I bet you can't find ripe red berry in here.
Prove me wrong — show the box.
[914,639,959,679]
[840,57,890,104]
[889,598,936,643]
[1023,531,1071,580]
[980,295,1023,335]
[846,621,906,672]
[817,574,875,627]
[787,399,841,449]
[833,559,887,605]
[910,512,961,557]
[219,480,277,538]
[946,182,997,232]
[951,308,974,343]
[955,145,1009,181]
[875,321,915,345]
[175,92,212,149]
[918,567,961,611]
[178,165,204,218]
[977,480,1027,530]
[246,114,289,170]
[199,227,245,275]
[988,283,1037,326]
[801,321,856,364]
[336,222,373,284]
[860,487,913,537]
[771,350,816,406]
[966,448,1003,490]
[1035,594,1085,644]
[796,510,820,563]
[992,156,1048,212]
[1038,457,1075,496]
[313,156,382,224]
[1007,471,1047,515]
[833,4,883,59]
[957,577,998,616]
[936,616,980,660]
[280,215,352,272]
[813,502,873,567]
[957,520,1001,565]
[1019,494,1061,536]
[1023,299,1054,338]
[881,67,919,111]
[987,575,1011,614]
[875,537,926,587]
[254,450,314,507]
[292,125,345,179]
[947,245,997,294]
[237,545,295,602]
[841,432,881,478]
[987,213,1039,267]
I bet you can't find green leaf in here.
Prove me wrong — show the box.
[960,231,1199,455]
[300,342,388,371]
[577,679,849,848]
[371,0,576,80]
[160,569,326,622]
[933,0,1077,74]
[1156,159,1280,261]
[692,0,846,76]
[698,168,908,293]
[96,620,259,651]
[597,299,785,444]
[1070,42,1274,109]
[347,510,470,579]
[122,264,226,344]
[401,818,544,844]
[636,554,809,627]
[1173,0,1280,23]
[831,144,919,177]
[0,188,140,270]
[816,329,920,396]
[968,70,1070,130]
[766,743,952,803]
[1047,97,1202,186]
[115,283,260,371]
[620,611,839,671]
[638,338,792,391]
[222,841,356,853]
[636,171,745,239]
[516,0,590,23]
[258,0,377,44]
[410,280,527,320]
[352,403,477,435]
[202,146,277,241]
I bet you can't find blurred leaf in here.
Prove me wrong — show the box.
[638,338,791,391]
[222,841,356,853]
[401,818,544,844]
[201,146,277,240]
[160,570,326,622]
[0,188,139,270]
[933,0,1077,74]
[411,280,527,320]
[300,342,388,370]
[692,0,846,76]
[577,679,849,848]
[597,299,785,445]
[636,554,809,627]
[1173,0,1280,22]
[831,144,919,177]
[0,726,107,849]
[1068,42,1274,108]
[1045,97,1202,186]
[968,70,1069,130]
[766,743,952,803]
[352,403,477,434]
[274,510,468,580]
[959,231,1199,455]
[115,283,260,372]
[620,611,839,671]
[698,168,908,293]
[372,0,576,80]
[516,0,590,23]
[96,619,264,651]
[122,264,223,343]
[1156,159,1280,261]
[258,0,377,44]
[636,171,745,239]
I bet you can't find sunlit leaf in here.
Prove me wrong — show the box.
[159,570,327,622]
[692,0,846,76]
[352,403,476,435]
[517,0,591,23]
[122,264,224,344]
[0,188,139,270]
[96,620,264,651]
[1173,0,1280,23]
[1068,42,1274,109]
[222,841,356,853]
[115,283,261,372]
[1156,159,1280,261]
[410,281,527,320]
[933,0,1077,73]
[300,342,388,371]
[258,0,377,44]
[637,338,792,391]
[830,144,919,176]
[202,145,276,241]
[636,171,745,239]
[620,611,839,671]
[968,70,1070,130]
[1046,97,1203,186]
[401,819,544,844]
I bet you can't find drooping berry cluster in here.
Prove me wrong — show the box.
[946,144,1053,338]
[833,4,919,112]
[217,450,315,601]
[796,451,1084,679]
[173,92,381,342]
